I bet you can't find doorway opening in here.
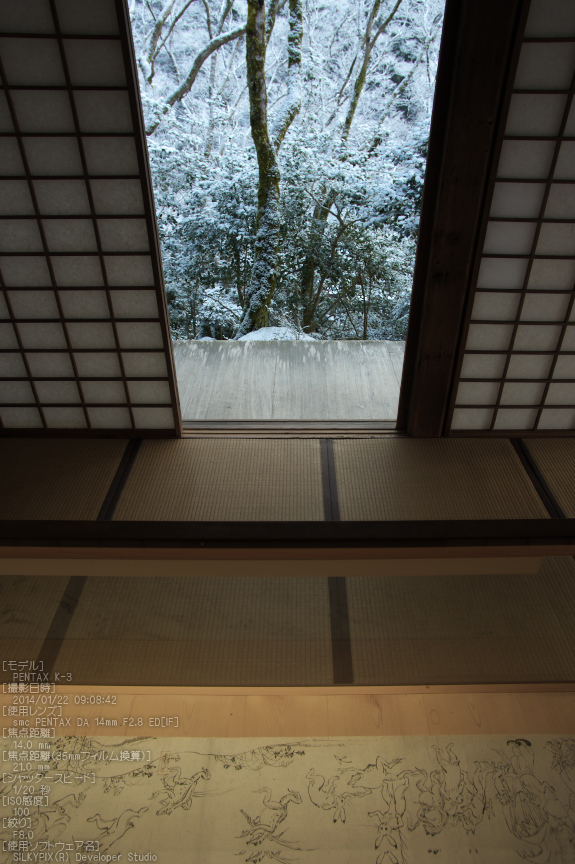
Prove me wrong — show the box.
[129,0,445,426]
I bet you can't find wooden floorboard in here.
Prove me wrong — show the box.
[173,340,405,421]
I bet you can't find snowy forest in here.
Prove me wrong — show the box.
[129,0,445,340]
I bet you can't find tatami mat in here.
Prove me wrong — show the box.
[55,576,333,685]
[0,573,68,680]
[113,438,324,521]
[525,438,575,518]
[0,439,127,520]
[334,438,549,520]
[347,556,575,684]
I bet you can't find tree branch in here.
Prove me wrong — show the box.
[272,0,303,152]
[146,24,247,134]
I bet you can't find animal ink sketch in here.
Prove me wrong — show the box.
[238,786,305,862]
[2,735,575,864]
[152,765,211,815]
[87,807,149,853]
[217,744,306,772]
[306,767,371,822]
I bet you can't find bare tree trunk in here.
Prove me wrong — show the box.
[236,0,302,335]
[235,0,280,335]
[205,0,237,156]
[272,0,302,151]
[300,0,403,333]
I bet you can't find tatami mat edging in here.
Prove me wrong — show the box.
[113,438,325,521]
[525,438,575,518]
[334,438,550,521]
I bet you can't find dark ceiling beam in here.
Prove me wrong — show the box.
[1,518,574,550]
[398,0,529,436]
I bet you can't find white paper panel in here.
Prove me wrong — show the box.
[74,92,134,134]
[0,2,178,433]
[505,93,566,137]
[122,352,168,377]
[477,257,528,289]
[0,322,19,349]
[553,355,575,378]
[450,407,494,430]
[0,353,27,376]
[0,92,11,132]
[538,408,575,429]
[514,324,562,351]
[537,223,575,256]
[528,258,575,289]
[24,137,83,175]
[560,326,575,350]
[0,37,65,86]
[0,138,25,175]
[0,220,43,254]
[521,293,571,322]
[81,380,126,404]
[0,180,34,215]
[507,354,554,379]
[59,290,109,319]
[34,179,91,216]
[0,380,35,403]
[455,381,499,405]
[51,256,103,287]
[471,292,520,321]
[55,0,119,36]
[545,184,575,220]
[0,406,42,427]
[564,101,575,136]
[83,138,139,176]
[490,182,545,219]
[555,142,575,180]
[116,321,164,349]
[35,380,81,404]
[97,219,149,253]
[546,382,575,404]
[514,42,575,90]
[105,255,154,286]
[0,256,51,287]
[65,40,126,87]
[111,290,158,319]
[11,90,75,134]
[90,179,145,215]
[88,406,131,428]
[17,322,67,350]
[73,352,122,377]
[466,323,513,351]
[498,140,555,179]
[500,382,546,405]
[43,219,98,253]
[132,407,175,429]
[25,352,74,377]
[0,0,54,34]
[67,322,116,349]
[43,406,87,428]
[483,221,536,255]
[524,0,575,38]
[8,290,59,319]
[493,408,538,430]
[127,380,172,404]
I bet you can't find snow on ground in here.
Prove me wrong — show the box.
[236,326,316,341]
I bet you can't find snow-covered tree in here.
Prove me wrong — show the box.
[129,0,445,339]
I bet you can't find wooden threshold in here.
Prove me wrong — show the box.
[182,420,400,437]
[0,544,571,560]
